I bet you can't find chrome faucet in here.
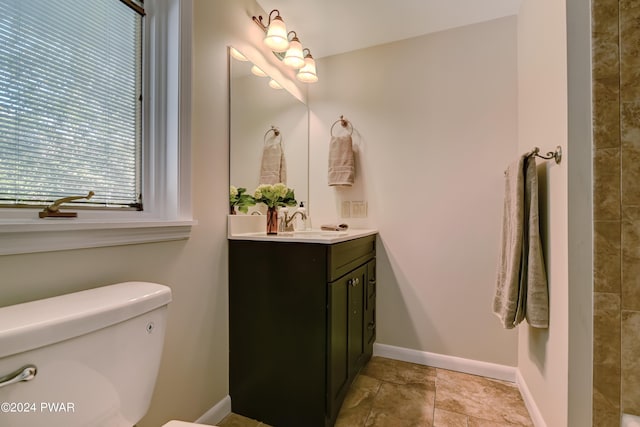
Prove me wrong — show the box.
[281,210,307,232]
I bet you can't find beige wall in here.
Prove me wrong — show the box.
[0,1,300,425]
[308,17,520,366]
[516,0,570,425]
[517,0,594,425]
[592,0,640,424]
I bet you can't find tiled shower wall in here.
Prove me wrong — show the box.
[592,0,640,425]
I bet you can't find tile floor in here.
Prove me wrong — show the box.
[219,356,533,427]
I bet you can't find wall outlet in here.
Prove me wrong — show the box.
[341,201,351,218]
[351,201,367,218]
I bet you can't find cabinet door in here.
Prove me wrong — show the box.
[327,263,367,422]
[328,273,349,422]
[364,259,376,359]
[349,264,366,372]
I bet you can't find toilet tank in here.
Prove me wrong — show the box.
[0,282,172,427]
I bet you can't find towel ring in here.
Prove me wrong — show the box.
[264,126,282,144]
[330,115,353,137]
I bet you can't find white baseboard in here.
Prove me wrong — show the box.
[515,369,547,427]
[194,395,232,425]
[373,343,517,382]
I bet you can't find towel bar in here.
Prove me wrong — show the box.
[529,146,562,164]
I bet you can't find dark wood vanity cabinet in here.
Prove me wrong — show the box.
[229,234,376,427]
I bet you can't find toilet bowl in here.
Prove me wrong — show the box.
[0,282,218,427]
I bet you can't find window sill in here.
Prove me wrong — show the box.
[0,219,195,255]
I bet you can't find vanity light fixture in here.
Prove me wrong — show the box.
[254,9,289,52]
[252,9,318,82]
[283,31,305,69]
[251,65,268,77]
[268,79,283,90]
[296,49,318,83]
[229,47,248,61]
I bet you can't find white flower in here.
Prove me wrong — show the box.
[273,183,287,197]
[254,186,265,199]
[253,183,295,208]
[230,185,238,198]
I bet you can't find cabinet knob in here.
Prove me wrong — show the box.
[354,277,360,285]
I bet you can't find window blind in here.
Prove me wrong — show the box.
[0,0,143,209]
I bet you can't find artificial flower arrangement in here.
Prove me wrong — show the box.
[253,183,297,208]
[253,183,297,234]
[229,185,256,214]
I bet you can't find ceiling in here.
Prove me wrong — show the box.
[257,0,522,59]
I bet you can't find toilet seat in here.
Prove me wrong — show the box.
[162,421,218,427]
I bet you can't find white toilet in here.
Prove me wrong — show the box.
[0,282,216,427]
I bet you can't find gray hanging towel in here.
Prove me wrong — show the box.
[493,154,549,329]
[522,156,549,328]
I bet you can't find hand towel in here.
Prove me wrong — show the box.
[328,135,355,186]
[259,141,287,185]
[493,154,549,329]
[493,155,526,329]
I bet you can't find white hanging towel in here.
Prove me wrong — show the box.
[493,154,549,329]
[259,141,287,185]
[328,135,355,186]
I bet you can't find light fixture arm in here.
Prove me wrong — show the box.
[252,15,267,32]
[252,9,282,32]
[268,9,281,25]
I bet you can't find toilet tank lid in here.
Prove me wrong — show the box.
[0,282,172,359]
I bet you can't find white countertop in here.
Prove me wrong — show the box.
[228,228,378,244]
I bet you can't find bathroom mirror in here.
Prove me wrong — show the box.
[229,46,309,211]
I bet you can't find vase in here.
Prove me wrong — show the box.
[230,205,236,215]
[266,207,278,235]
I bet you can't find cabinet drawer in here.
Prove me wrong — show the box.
[327,235,376,282]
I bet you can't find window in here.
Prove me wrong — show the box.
[0,0,144,210]
[0,0,193,255]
